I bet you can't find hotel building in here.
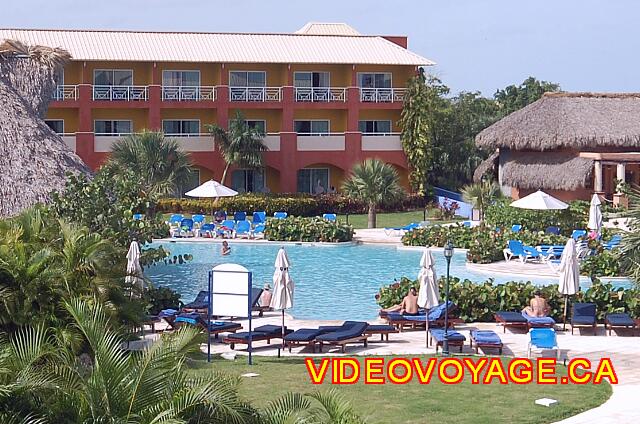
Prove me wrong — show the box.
[0,23,433,193]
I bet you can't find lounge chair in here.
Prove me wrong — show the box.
[284,328,334,353]
[527,328,563,361]
[274,211,288,219]
[494,311,528,332]
[536,244,564,261]
[365,324,398,341]
[522,311,556,328]
[470,329,503,354]
[234,220,251,238]
[545,226,561,235]
[383,222,420,237]
[503,240,542,263]
[182,291,209,313]
[174,312,242,338]
[571,229,587,240]
[316,321,370,353]
[157,308,179,329]
[178,218,195,237]
[322,213,337,222]
[168,214,184,225]
[234,211,247,221]
[252,211,266,225]
[428,328,466,353]
[511,224,522,232]
[217,219,235,238]
[251,223,265,238]
[223,325,292,349]
[570,303,597,335]
[383,301,457,332]
[603,234,622,250]
[605,313,638,336]
[198,223,216,238]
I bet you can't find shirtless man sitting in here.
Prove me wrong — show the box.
[383,287,420,315]
[522,290,550,317]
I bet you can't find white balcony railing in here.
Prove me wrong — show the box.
[296,133,346,151]
[162,86,216,101]
[92,85,148,101]
[294,87,346,102]
[361,133,403,151]
[262,134,281,151]
[229,86,281,102]
[359,87,406,103]
[52,85,78,101]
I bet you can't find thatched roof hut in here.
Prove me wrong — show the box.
[0,40,91,218]
[476,92,640,151]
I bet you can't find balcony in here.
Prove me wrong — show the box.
[262,134,281,151]
[60,133,76,152]
[162,86,216,101]
[94,134,127,152]
[359,88,406,103]
[294,87,346,102]
[52,85,78,101]
[93,85,148,101]
[164,134,215,152]
[296,133,345,151]
[229,87,281,102]
[361,133,403,151]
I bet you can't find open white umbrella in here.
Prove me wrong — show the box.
[510,190,568,210]
[125,241,144,290]
[417,248,440,348]
[185,179,238,198]
[270,247,294,354]
[587,193,602,235]
[558,238,580,330]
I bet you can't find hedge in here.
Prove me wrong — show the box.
[157,193,430,217]
[376,277,639,322]
[264,216,354,242]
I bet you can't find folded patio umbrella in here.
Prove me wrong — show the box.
[587,193,602,235]
[510,190,568,210]
[417,247,440,348]
[558,238,580,330]
[270,247,295,354]
[125,240,144,290]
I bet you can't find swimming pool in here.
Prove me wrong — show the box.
[145,241,628,321]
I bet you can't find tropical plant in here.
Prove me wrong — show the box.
[494,76,560,117]
[618,186,640,287]
[206,111,268,185]
[106,130,194,199]
[461,179,502,221]
[342,159,405,228]
[265,216,354,242]
[262,389,366,424]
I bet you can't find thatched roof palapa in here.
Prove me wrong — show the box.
[473,150,499,182]
[500,151,594,191]
[476,92,640,150]
[0,39,91,218]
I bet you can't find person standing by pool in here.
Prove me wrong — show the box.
[221,241,231,256]
[382,287,419,315]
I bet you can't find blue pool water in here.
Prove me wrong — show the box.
[145,241,630,321]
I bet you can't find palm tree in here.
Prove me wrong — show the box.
[342,159,405,229]
[262,389,366,424]
[206,111,268,185]
[461,179,501,221]
[106,131,194,199]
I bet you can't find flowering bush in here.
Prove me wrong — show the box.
[264,216,354,242]
[435,198,460,220]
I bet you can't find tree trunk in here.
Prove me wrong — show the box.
[368,203,377,229]
[220,163,231,186]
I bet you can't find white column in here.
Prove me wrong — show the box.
[616,163,626,183]
[594,160,603,192]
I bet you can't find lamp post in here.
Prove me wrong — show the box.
[442,240,454,356]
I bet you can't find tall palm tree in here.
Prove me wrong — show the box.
[106,131,194,199]
[342,159,405,229]
[461,179,501,221]
[206,111,268,185]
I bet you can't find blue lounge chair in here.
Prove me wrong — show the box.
[511,224,523,232]
[503,240,541,263]
[571,303,597,335]
[527,328,561,360]
[571,229,587,240]
[428,328,466,353]
[494,311,528,332]
[470,330,503,354]
[183,291,209,311]
[605,313,638,336]
[217,219,235,237]
[284,327,334,352]
[179,218,195,237]
[174,313,242,338]
[316,321,369,353]
[192,214,205,226]
[383,301,456,331]
[536,244,564,260]
[322,213,337,222]
[252,223,265,238]
[252,211,267,225]
[234,220,251,238]
[603,234,622,250]
[384,222,420,236]
[214,210,227,223]
[522,311,555,328]
[234,211,247,221]
[223,325,292,349]
[545,226,561,235]
[274,211,288,219]
[199,223,216,237]
[168,213,184,224]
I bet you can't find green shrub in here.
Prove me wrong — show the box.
[376,278,637,322]
[264,217,354,242]
[581,250,622,278]
[157,193,429,217]
[144,286,182,315]
[484,198,587,234]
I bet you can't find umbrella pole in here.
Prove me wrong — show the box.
[281,309,285,358]
[563,295,569,331]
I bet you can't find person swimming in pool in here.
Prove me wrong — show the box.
[221,241,231,256]
[522,290,550,317]
[382,287,419,315]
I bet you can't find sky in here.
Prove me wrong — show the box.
[1,0,639,96]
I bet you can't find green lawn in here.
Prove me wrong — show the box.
[189,355,611,424]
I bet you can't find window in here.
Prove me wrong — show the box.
[294,120,330,135]
[231,169,266,193]
[162,70,200,86]
[357,72,392,88]
[94,120,132,135]
[294,72,330,87]
[297,168,329,194]
[229,71,266,87]
[94,69,133,85]
[162,120,200,136]
[45,119,64,134]
[227,119,267,134]
[358,120,392,134]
